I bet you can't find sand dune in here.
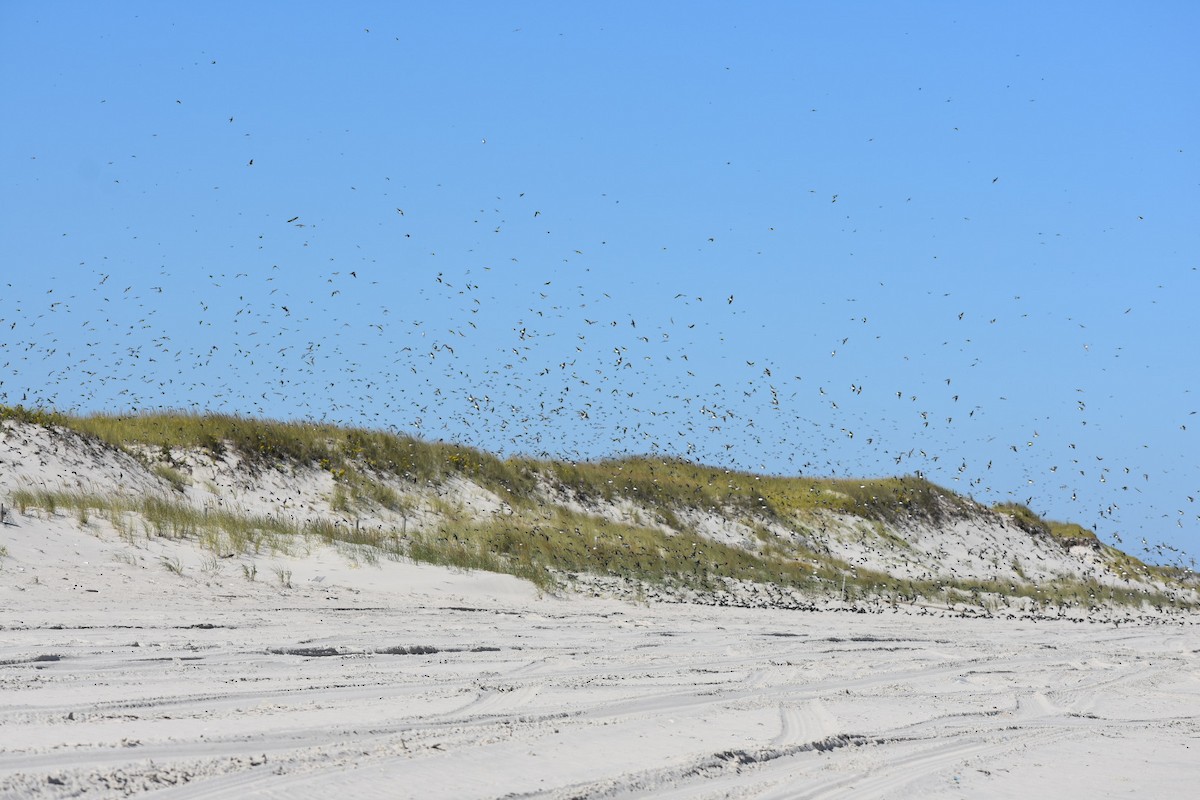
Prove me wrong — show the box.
[2,416,1198,797]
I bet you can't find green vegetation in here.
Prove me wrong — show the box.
[548,456,967,527]
[1101,543,1192,586]
[991,502,1045,533]
[419,502,831,594]
[7,488,398,558]
[153,464,191,493]
[0,405,72,428]
[3,406,963,525]
[330,466,412,515]
[1,406,540,501]
[994,502,1101,547]
[2,405,1196,611]
[6,484,1194,610]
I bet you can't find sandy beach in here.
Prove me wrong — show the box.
[3,505,1198,798]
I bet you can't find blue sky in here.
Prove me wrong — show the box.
[2,2,1197,564]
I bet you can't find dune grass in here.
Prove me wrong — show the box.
[421,503,829,594]
[994,502,1102,546]
[152,464,191,493]
[3,407,542,503]
[403,501,1192,609]
[6,486,1193,610]
[547,456,968,529]
[7,488,399,557]
[330,466,414,515]
[3,405,1196,611]
[5,406,964,525]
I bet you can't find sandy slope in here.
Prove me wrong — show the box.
[2,506,1198,799]
[3,417,1193,611]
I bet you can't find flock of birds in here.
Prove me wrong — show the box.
[2,45,1196,570]
[3,239,1195,570]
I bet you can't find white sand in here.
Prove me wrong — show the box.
[2,509,1198,798]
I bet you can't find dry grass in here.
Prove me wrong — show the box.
[7,488,397,559]
[3,405,1196,611]
[548,457,969,527]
